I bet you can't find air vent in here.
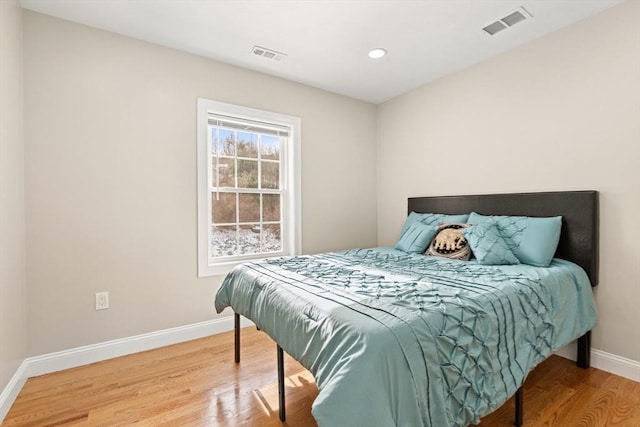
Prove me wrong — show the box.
[502,10,527,27]
[483,21,507,35]
[483,7,532,35]
[251,45,287,61]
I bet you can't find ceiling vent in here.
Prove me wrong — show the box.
[483,7,532,35]
[251,45,287,61]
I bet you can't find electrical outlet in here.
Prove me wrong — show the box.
[95,292,109,310]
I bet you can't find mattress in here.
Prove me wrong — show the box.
[215,247,597,427]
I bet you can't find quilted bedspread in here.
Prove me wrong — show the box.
[214,248,597,427]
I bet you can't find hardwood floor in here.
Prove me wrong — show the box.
[3,327,639,426]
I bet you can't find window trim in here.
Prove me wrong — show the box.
[197,98,301,277]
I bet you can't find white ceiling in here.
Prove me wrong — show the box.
[19,0,625,104]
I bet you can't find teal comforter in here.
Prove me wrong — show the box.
[214,248,597,427]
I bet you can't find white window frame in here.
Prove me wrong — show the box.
[197,98,301,277]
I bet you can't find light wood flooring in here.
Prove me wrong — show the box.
[3,327,639,426]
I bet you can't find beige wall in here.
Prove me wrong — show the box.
[377,1,640,362]
[0,0,27,391]
[17,1,639,365]
[23,11,377,355]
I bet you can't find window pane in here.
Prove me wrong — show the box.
[238,225,260,255]
[199,99,300,275]
[211,192,236,224]
[261,135,280,160]
[263,194,281,222]
[211,157,234,188]
[211,225,237,257]
[261,161,279,189]
[237,132,258,158]
[239,193,260,223]
[217,128,235,156]
[237,159,258,188]
[263,224,282,252]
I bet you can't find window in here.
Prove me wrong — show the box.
[197,98,301,276]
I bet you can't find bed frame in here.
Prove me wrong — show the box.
[234,190,599,425]
[408,190,599,288]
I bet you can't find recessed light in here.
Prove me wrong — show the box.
[368,48,387,59]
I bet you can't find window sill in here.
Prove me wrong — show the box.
[198,253,290,277]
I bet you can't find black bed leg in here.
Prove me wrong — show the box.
[577,330,591,369]
[277,345,286,421]
[514,387,523,427]
[234,313,240,363]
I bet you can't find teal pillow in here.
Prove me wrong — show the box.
[400,212,470,236]
[467,212,562,267]
[395,222,438,253]
[462,222,520,265]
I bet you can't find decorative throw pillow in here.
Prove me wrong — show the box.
[462,223,520,265]
[467,212,562,267]
[426,223,471,261]
[399,212,470,236]
[395,222,438,253]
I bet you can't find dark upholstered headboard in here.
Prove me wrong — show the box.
[408,191,599,286]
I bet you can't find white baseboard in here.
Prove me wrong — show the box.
[0,361,28,422]
[23,316,254,378]
[591,349,640,382]
[0,316,253,423]
[555,342,640,382]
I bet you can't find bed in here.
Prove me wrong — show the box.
[214,190,599,427]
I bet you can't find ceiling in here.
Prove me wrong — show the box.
[19,0,625,104]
